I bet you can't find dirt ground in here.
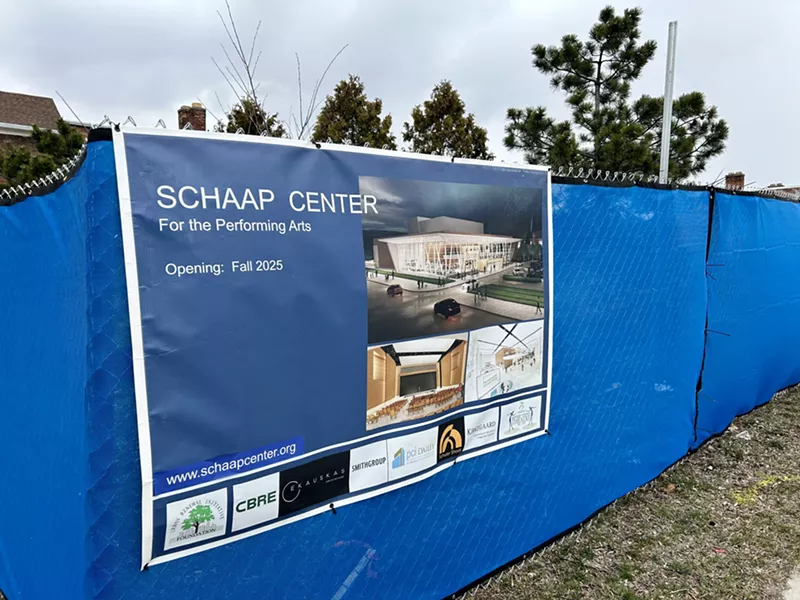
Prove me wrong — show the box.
[470,386,800,600]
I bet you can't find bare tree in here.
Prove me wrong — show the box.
[211,0,346,138]
[288,46,348,140]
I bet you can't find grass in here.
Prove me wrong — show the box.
[468,283,544,306]
[472,385,800,600]
[503,274,543,284]
[368,268,454,285]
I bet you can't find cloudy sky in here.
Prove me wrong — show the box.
[2,0,798,185]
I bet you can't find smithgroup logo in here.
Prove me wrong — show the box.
[349,441,390,492]
[352,456,387,472]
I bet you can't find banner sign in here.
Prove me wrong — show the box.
[113,130,553,566]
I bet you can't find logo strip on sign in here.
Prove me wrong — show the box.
[151,393,547,564]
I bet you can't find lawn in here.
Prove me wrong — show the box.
[470,385,800,600]
[368,268,454,286]
[469,284,544,306]
[503,274,543,284]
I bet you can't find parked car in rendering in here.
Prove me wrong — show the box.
[434,298,461,318]
[386,284,403,297]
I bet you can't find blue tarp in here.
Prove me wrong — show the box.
[0,147,93,600]
[2,137,795,600]
[695,191,800,446]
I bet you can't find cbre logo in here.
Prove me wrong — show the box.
[437,418,465,462]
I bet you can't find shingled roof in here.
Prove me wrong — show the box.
[0,91,61,129]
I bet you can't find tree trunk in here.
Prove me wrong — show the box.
[594,51,603,165]
[193,521,200,534]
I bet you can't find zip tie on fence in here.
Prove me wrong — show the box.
[155,119,166,128]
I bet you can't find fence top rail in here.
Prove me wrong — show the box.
[1,120,796,205]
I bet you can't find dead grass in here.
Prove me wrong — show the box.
[473,386,800,600]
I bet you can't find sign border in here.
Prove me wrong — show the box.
[111,127,553,568]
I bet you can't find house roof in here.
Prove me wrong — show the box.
[0,91,61,129]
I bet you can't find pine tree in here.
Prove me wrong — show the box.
[214,99,287,137]
[0,119,84,190]
[312,75,396,149]
[403,81,494,160]
[505,6,728,180]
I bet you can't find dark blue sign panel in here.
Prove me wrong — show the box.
[114,130,552,565]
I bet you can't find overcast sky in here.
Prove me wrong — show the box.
[2,0,798,185]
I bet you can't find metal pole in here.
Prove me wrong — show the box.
[658,21,678,184]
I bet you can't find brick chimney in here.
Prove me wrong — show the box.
[725,171,745,190]
[177,102,206,131]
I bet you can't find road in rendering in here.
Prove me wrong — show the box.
[367,282,515,345]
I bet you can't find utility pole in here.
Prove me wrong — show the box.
[658,21,678,184]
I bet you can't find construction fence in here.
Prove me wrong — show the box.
[1,133,799,600]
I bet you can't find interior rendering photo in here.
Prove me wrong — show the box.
[366,334,468,430]
[465,322,544,402]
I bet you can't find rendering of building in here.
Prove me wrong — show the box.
[366,336,467,430]
[373,216,521,278]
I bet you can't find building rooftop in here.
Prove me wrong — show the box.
[0,91,61,129]
[377,232,521,245]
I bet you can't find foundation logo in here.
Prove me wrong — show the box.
[508,401,535,431]
[278,451,350,517]
[499,396,542,440]
[164,488,228,550]
[437,418,465,462]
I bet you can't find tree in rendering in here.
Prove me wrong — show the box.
[312,75,396,149]
[403,80,494,160]
[504,6,728,180]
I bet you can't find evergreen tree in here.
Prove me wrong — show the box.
[0,119,84,190]
[312,75,396,149]
[505,6,728,180]
[403,80,494,160]
[214,98,287,137]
